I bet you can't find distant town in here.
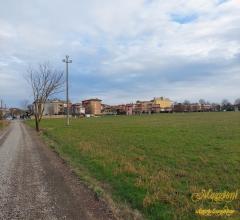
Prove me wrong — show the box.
[1,97,240,119]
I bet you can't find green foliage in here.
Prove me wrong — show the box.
[0,120,8,129]
[27,112,240,219]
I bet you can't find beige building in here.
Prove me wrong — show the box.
[43,99,66,115]
[71,103,85,115]
[152,97,173,110]
[82,98,102,115]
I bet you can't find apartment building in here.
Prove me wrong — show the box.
[71,103,85,116]
[152,97,173,111]
[43,99,67,115]
[134,101,153,114]
[173,103,214,112]
[82,98,102,115]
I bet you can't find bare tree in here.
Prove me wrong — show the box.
[183,100,190,105]
[234,98,240,105]
[199,99,206,105]
[26,62,64,131]
[221,99,234,111]
[20,99,29,111]
[221,99,230,106]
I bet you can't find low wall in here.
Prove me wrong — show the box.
[30,115,68,119]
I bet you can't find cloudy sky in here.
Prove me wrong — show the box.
[0,0,240,107]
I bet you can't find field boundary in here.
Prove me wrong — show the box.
[0,120,11,142]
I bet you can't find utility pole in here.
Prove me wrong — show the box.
[62,55,72,126]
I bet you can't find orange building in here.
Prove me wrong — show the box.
[82,98,102,115]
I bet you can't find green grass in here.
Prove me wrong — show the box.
[0,120,8,130]
[27,112,240,219]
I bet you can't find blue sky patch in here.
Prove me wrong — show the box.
[171,13,198,24]
[216,0,228,5]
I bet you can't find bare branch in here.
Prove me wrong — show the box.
[25,62,65,131]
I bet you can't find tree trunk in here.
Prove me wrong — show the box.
[34,114,40,132]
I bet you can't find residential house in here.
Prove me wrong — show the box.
[71,103,85,116]
[115,104,127,115]
[126,104,135,115]
[152,97,173,112]
[134,101,152,114]
[173,103,191,112]
[101,104,117,115]
[43,99,67,115]
[82,98,102,115]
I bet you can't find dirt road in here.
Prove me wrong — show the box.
[0,121,115,220]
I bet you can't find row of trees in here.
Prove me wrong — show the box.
[182,98,240,106]
[181,99,240,112]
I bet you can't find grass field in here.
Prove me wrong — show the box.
[0,120,8,130]
[27,112,240,219]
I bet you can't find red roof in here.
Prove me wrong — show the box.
[82,98,102,102]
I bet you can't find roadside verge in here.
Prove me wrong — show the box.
[26,123,144,220]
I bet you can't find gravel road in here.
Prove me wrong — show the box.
[0,121,115,220]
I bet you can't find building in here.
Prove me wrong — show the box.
[200,104,212,112]
[101,97,171,116]
[152,97,173,112]
[211,104,221,112]
[134,101,153,114]
[151,104,161,113]
[43,99,67,115]
[173,102,217,112]
[101,104,117,115]
[0,108,9,119]
[82,98,102,115]
[9,108,23,118]
[126,104,135,115]
[71,103,85,116]
[115,104,127,115]
[190,103,201,112]
[32,99,70,116]
[173,103,190,112]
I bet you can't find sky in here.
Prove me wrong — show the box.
[0,0,240,107]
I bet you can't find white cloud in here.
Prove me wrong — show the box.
[0,0,239,106]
